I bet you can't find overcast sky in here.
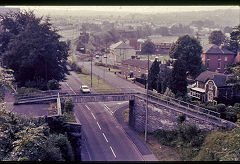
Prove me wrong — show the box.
[6,6,239,13]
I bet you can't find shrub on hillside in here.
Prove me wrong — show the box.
[47,79,60,90]
[194,128,240,161]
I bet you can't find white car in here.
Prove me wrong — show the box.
[80,85,91,93]
[95,55,100,58]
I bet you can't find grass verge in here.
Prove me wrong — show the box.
[78,71,116,93]
[64,112,77,123]
[122,108,129,123]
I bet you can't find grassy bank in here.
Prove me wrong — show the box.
[78,70,116,93]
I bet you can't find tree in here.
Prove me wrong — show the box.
[157,67,172,94]
[0,11,69,90]
[226,25,240,54]
[170,59,188,97]
[208,30,225,46]
[148,58,160,90]
[169,35,203,79]
[226,62,240,91]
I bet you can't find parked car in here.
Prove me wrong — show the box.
[95,55,100,58]
[80,85,91,93]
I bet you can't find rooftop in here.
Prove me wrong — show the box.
[203,44,235,55]
[196,70,233,87]
[110,41,134,50]
[122,59,153,70]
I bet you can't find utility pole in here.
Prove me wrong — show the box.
[91,52,93,87]
[145,53,149,143]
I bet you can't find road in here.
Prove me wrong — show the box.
[60,71,157,161]
[76,59,145,93]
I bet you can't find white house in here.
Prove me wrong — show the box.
[110,41,136,64]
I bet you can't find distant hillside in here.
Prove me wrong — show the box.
[0,6,20,15]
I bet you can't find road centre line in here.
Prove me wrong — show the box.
[110,146,117,158]
[97,121,102,130]
[102,133,109,143]
[104,104,113,115]
[66,83,76,94]
[91,112,96,120]
[85,105,91,111]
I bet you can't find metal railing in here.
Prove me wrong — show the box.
[14,88,220,118]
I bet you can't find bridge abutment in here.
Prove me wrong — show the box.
[129,96,235,133]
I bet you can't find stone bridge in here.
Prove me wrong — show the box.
[15,91,237,132]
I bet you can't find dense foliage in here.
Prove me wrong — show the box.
[194,128,240,161]
[169,35,203,79]
[0,11,69,90]
[225,25,240,54]
[153,119,240,161]
[0,106,74,161]
[208,30,225,46]
[147,59,160,90]
[153,122,208,161]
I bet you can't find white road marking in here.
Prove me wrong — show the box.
[85,105,91,111]
[102,133,109,143]
[104,104,113,115]
[91,112,96,120]
[110,146,117,158]
[66,82,76,94]
[97,121,101,130]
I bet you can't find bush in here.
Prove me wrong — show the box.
[177,114,186,123]
[216,103,226,113]
[153,129,177,146]
[63,98,74,113]
[47,79,60,90]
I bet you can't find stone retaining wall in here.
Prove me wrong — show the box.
[129,96,236,133]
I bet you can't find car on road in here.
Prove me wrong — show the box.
[80,85,91,93]
[95,55,100,58]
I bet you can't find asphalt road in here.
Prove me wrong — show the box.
[60,72,153,161]
[77,60,145,93]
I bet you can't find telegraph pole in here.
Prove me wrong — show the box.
[145,53,149,143]
[91,52,93,87]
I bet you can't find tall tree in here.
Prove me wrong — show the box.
[0,11,69,90]
[157,67,172,94]
[208,30,225,46]
[148,58,160,90]
[170,59,187,97]
[169,35,203,79]
[226,24,240,54]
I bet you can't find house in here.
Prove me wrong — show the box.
[109,41,136,64]
[120,59,153,79]
[189,70,234,103]
[147,35,178,54]
[201,44,236,73]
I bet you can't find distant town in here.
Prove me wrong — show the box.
[0,5,239,162]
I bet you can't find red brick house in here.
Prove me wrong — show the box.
[120,59,153,78]
[189,71,234,103]
[201,44,236,73]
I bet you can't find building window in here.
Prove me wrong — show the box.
[208,92,213,102]
[218,61,221,69]
[207,55,210,60]
[209,83,213,90]
[218,55,221,60]
[224,56,228,61]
